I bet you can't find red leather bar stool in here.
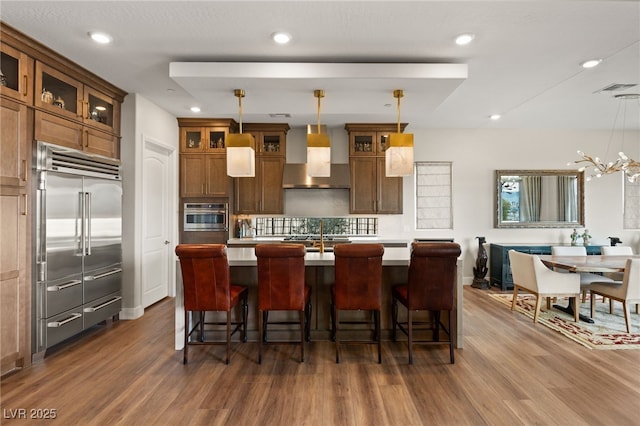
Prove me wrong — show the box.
[391,242,461,364]
[175,244,248,365]
[331,243,384,364]
[255,244,312,364]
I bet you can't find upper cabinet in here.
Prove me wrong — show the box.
[345,123,407,214]
[34,61,122,138]
[0,42,33,104]
[234,123,289,214]
[179,119,238,153]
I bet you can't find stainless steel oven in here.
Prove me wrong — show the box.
[183,203,228,231]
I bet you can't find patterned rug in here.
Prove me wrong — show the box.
[488,293,640,350]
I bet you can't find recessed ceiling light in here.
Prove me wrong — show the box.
[581,59,602,69]
[190,106,201,113]
[272,32,292,45]
[455,33,475,46]
[490,114,501,120]
[89,32,113,45]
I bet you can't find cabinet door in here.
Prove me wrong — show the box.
[377,157,403,213]
[35,61,83,121]
[204,155,230,197]
[0,98,28,187]
[34,111,83,151]
[83,86,120,135]
[349,157,377,213]
[180,127,205,153]
[0,43,33,104]
[0,186,30,376]
[234,174,259,214]
[180,155,206,197]
[349,132,376,156]
[204,127,228,152]
[258,131,285,156]
[84,127,119,158]
[260,156,284,213]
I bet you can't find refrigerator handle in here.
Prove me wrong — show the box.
[86,192,92,255]
[79,192,86,256]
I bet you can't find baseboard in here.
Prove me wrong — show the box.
[119,305,144,320]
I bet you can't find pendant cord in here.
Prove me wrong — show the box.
[397,95,401,134]
[317,95,322,134]
[238,95,243,134]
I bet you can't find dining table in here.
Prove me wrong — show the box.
[538,254,640,322]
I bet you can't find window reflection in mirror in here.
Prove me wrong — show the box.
[495,170,584,228]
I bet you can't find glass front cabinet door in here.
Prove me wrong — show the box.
[35,61,83,120]
[0,43,33,104]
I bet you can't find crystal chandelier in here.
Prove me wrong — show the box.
[570,94,640,182]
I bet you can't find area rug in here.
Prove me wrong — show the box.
[488,293,640,350]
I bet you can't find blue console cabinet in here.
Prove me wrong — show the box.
[489,243,602,291]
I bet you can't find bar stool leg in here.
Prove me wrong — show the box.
[391,297,398,341]
[299,311,305,363]
[408,309,413,365]
[226,311,231,365]
[258,309,263,364]
[375,310,381,364]
[335,310,340,364]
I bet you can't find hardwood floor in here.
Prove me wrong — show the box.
[2,287,639,425]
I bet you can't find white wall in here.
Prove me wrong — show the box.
[121,93,179,319]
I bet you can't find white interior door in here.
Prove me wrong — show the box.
[141,138,174,307]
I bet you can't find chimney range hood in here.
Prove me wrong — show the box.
[282,163,350,189]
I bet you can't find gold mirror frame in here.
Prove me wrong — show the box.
[495,170,585,228]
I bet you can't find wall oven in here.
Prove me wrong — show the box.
[183,202,228,231]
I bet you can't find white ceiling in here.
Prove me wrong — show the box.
[1,1,639,130]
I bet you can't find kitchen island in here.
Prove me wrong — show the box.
[174,246,464,350]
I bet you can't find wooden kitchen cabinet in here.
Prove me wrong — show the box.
[345,123,406,214]
[180,154,230,197]
[1,95,31,377]
[178,118,238,153]
[234,124,289,214]
[33,61,123,158]
[34,111,119,158]
[1,98,29,187]
[0,42,33,104]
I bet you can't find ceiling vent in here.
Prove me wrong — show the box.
[594,83,638,94]
[269,113,291,118]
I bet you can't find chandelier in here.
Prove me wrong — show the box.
[570,93,640,182]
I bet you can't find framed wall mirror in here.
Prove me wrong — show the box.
[495,170,584,228]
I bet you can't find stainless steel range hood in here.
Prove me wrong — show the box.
[282,163,350,189]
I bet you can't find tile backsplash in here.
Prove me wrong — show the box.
[254,217,377,236]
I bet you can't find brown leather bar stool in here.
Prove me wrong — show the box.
[391,242,461,364]
[331,243,384,364]
[255,244,312,364]
[175,244,248,365]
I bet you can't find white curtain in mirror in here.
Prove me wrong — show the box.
[519,176,541,222]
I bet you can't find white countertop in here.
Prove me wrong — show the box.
[226,246,412,266]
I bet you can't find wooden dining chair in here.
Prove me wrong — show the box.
[175,244,248,365]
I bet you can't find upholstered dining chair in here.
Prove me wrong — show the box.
[175,244,248,365]
[589,258,640,332]
[601,245,634,282]
[331,243,384,364]
[551,246,614,301]
[255,243,312,364]
[508,250,581,323]
[391,242,461,364]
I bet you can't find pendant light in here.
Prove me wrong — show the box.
[306,89,331,177]
[385,89,414,177]
[226,89,256,177]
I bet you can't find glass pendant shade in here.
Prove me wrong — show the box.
[385,133,414,176]
[307,133,331,177]
[227,133,255,177]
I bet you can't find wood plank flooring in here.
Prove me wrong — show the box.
[2,287,639,425]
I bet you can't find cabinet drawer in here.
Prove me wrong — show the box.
[83,293,122,328]
[44,274,83,318]
[44,308,84,348]
[84,267,122,302]
[34,111,83,151]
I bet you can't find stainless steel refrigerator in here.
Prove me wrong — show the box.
[34,142,122,353]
